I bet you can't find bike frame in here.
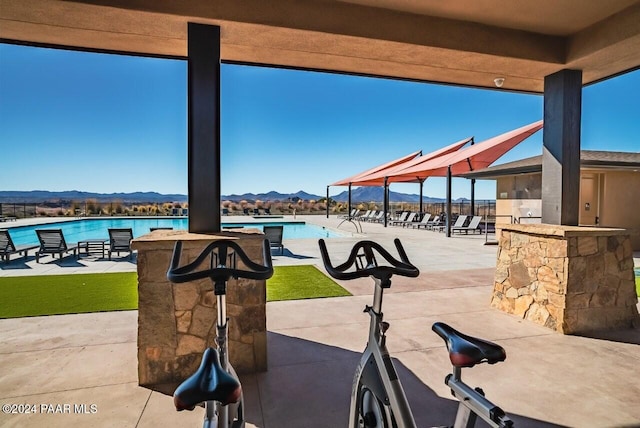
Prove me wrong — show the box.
[446,367,513,428]
[348,276,417,428]
[203,280,245,428]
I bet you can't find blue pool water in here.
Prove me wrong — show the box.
[7,218,347,246]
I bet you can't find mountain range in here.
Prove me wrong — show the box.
[0,189,479,204]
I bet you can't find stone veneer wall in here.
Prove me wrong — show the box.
[492,224,639,334]
[132,229,267,391]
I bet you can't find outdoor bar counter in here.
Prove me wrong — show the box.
[492,223,639,334]
[131,229,267,392]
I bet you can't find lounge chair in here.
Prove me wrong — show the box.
[423,215,442,230]
[389,211,410,226]
[108,228,134,260]
[371,211,389,223]
[0,229,38,263]
[439,215,468,233]
[35,229,77,263]
[452,215,483,234]
[412,214,432,229]
[356,210,371,220]
[391,212,418,227]
[0,215,17,222]
[340,209,358,219]
[263,225,284,255]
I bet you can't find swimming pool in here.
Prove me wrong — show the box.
[6,218,348,246]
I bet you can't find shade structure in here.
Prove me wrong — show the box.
[387,120,544,181]
[354,137,473,185]
[330,150,421,187]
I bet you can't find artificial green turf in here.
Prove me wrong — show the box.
[0,272,138,318]
[0,266,351,318]
[267,265,351,301]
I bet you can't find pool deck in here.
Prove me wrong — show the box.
[1,215,639,427]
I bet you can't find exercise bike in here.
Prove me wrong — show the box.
[319,238,513,428]
[167,238,273,428]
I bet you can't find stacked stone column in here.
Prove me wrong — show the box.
[132,230,267,391]
[492,224,639,334]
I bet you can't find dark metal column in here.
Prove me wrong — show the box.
[445,165,452,237]
[419,179,424,214]
[383,178,389,227]
[187,23,221,233]
[326,186,330,218]
[348,183,352,218]
[470,178,475,216]
[542,69,582,226]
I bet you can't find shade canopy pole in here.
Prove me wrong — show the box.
[187,23,221,233]
[348,183,352,218]
[383,177,389,227]
[446,165,452,237]
[419,179,424,214]
[326,186,330,218]
[470,178,476,216]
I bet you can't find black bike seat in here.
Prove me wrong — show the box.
[173,348,242,411]
[432,322,506,368]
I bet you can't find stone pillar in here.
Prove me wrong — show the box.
[132,229,267,393]
[492,224,639,334]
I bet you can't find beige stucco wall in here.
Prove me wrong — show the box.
[598,170,640,250]
[494,170,640,250]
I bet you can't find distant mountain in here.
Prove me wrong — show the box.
[0,190,188,203]
[0,189,480,204]
[330,187,452,203]
[221,190,323,202]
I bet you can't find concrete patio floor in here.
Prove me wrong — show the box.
[1,215,639,427]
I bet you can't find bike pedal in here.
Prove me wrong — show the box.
[380,321,390,333]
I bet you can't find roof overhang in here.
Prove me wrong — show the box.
[461,150,640,179]
[1,0,640,93]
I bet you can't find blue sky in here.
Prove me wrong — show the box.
[1,43,638,200]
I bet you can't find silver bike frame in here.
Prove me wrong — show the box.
[348,276,417,428]
[447,367,513,428]
[203,262,245,428]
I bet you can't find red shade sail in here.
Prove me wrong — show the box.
[354,137,472,185]
[330,150,421,186]
[387,120,543,182]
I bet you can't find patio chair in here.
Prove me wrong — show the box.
[0,229,39,263]
[412,213,432,229]
[264,208,272,215]
[438,215,468,233]
[424,215,442,230]
[389,211,410,226]
[391,212,418,227]
[368,211,384,223]
[253,208,261,216]
[35,229,77,263]
[263,225,284,255]
[452,215,483,234]
[108,228,134,260]
[340,209,358,219]
[222,208,230,216]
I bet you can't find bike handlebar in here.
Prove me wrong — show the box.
[318,238,419,281]
[167,239,274,284]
